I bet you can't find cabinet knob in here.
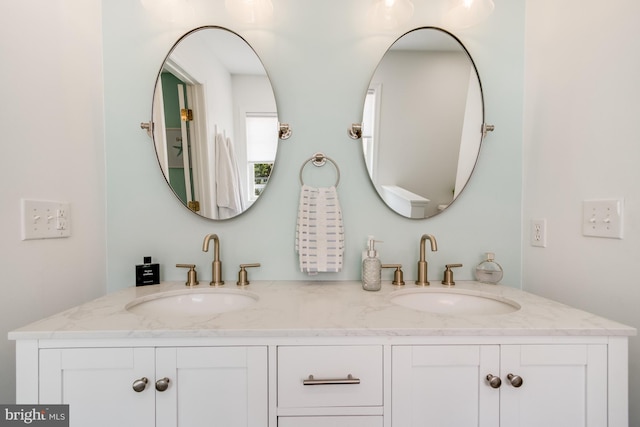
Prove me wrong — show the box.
[507,373,523,388]
[132,377,148,392]
[485,374,502,389]
[155,377,170,392]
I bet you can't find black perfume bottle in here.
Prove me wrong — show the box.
[136,256,160,286]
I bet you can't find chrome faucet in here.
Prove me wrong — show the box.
[416,234,438,286]
[202,234,224,286]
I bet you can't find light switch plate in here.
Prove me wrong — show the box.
[21,199,71,240]
[582,199,623,239]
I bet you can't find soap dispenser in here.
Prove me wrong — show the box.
[362,237,382,291]
[474,252,504,284]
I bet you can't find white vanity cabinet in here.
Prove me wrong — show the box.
[10,281,633,427]
[392,343,609,427]
[37,345,268,427]
[15,338,629,427]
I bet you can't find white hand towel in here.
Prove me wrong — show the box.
[296,185,344,274]
[215,133,243,219]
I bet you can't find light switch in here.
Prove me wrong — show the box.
[21,199,71,240]
[582,199,623,239]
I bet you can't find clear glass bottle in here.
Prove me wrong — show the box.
[362,238,382,291]
[474,252,503,284]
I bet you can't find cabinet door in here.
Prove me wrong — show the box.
[39,347,155,427]
[500,345,607,427]
[392,345,500,427]
[155,346,268,427]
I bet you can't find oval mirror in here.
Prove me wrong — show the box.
[151,26,281,220]
[361,27,487,219]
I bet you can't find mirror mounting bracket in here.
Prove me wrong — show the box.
[482,123,495,138]
[348,123,362,139]
[140,121,153,138]
[279,123,292,140]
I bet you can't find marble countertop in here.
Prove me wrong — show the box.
[8,281,635,340]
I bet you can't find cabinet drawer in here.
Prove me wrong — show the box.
[278,346,383,408]
[278,416,383,427]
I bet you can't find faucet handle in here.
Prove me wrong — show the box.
[382,264,405,286]
[176,264,199,287]
[237,263,260,287]
[442,263,463,286]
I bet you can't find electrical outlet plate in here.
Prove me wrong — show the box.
[531,218,547,247]
[21,199,71,240]
[582,199,624,239]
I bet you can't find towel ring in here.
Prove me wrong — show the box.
[299,153,340,187]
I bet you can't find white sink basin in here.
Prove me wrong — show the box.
[126,288,259,317]
[389,288,520,315]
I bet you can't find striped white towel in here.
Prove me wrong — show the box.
[295,185,344,274]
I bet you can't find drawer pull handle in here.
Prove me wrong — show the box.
[303,374,360,386]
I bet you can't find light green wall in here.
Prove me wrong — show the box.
[103,0,525,289]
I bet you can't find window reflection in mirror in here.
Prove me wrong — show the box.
[362,27,485,219]
[245,113,277,201]
[151,26,279,220]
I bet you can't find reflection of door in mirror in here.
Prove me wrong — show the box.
[161,75,195,210]
[158,67,210,216]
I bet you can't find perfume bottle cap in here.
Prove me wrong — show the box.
[144,256,152,264]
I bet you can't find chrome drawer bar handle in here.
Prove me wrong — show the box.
[303,374,360,386]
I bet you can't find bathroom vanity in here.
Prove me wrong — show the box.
[10,281,634,427]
